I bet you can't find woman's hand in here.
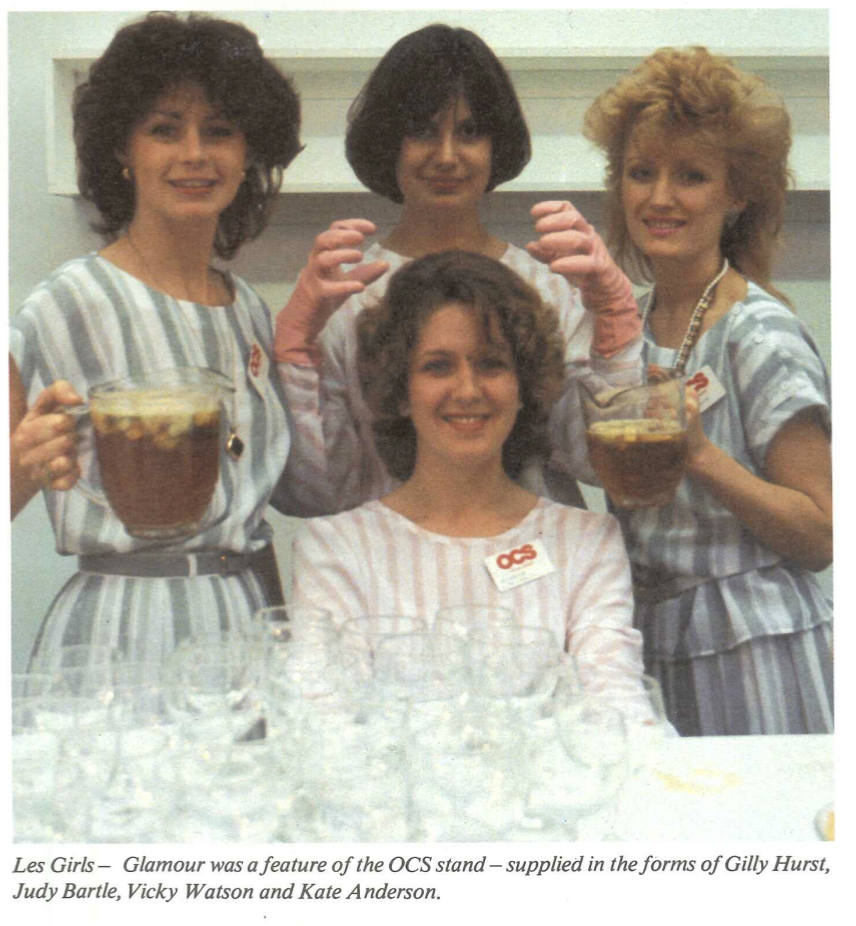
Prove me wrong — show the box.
[527,201,640,358]
[683,387,709,462]
[274,219,390,363]
[10,367,83,519]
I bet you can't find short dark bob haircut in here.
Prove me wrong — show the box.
[74,12,303,260]
[358,250,565,482]
[346,24,531,204]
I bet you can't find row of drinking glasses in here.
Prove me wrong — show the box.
[12,607,668,842]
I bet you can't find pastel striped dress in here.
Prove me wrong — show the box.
[10,254,326,664]
[619,284,833,735]
[314,242,642,512]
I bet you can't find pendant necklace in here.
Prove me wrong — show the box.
[644,258,729,377]
[125,232,245,460]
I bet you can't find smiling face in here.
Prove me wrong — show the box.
[395,96,493,213]
[621,126,743,277]
[117,83,248,231]
[405,302,520,474]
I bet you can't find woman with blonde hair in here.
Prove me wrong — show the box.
[565,46,832,736]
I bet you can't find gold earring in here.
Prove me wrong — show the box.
[122,166,132,182]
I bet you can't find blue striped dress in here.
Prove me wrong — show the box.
[617,283,833,735]
[10,253,324,664]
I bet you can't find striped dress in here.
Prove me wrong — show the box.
[619,284,833,736]
[289,497,645,693]
[10,253,326,664]
[313,242,642,513]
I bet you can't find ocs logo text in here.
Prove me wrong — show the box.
[686,371,710,394]
[495,544,537,570]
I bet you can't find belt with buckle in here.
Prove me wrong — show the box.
[78,545,275,579]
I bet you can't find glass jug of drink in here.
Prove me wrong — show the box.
[73,367,237,540]
[579,375,688,510]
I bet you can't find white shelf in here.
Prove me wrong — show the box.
[48,48,829,196]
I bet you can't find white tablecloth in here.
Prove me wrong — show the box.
[604,734,833,841]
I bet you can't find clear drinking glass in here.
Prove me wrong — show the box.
[578,664,670,773]
[12,698,67,842]
[295,696,408,842]
[255,605,338,646]
[166,739,279,842]
[468,624,562,722]
[165,636,264,741]
[433,605,516,639]
[372,632,470,702]
[406,692,528,841]
[552,696,630,837]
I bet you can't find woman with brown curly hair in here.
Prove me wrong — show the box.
[290,251,645,673]
[577,47,833,735]
[9,12,324,663]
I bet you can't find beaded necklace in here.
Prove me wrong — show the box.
[644,258,729,377]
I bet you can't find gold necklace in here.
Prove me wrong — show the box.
[124,232,244,460]
[126,231,217,305]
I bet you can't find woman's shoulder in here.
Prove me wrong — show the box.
[529,497,621,537]
[728,282,798,327]
[540,496,617,522]
[23,252,100,295]
[297,500,388,539]
[724,281,823,351]
[16,253,117,320]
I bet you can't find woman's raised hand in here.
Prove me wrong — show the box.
[10,378,83,518]
[274,219,390,363]
[527,201,640,357]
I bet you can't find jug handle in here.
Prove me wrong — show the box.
[63,404,111,509]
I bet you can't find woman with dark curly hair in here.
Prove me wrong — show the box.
[577,47,833,736]
[9,12,325,663]
[290,251,645,677]
[273,23,642,513]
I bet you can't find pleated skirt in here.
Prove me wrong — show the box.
[648,623,833,736]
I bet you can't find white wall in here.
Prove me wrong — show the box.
[7,10,831,672]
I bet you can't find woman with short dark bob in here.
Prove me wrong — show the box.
[273,23,641,513]
[10,12,325,663]
[291,251,646,697]
[576,47,832,735]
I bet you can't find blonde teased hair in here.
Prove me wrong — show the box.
[584,46,793,293]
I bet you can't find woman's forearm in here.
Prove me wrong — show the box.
[687,439,832,572]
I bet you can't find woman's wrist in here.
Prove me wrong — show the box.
[685,433,721,481]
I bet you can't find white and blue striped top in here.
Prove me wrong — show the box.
[619,283,832,661]
[10,253,325,662]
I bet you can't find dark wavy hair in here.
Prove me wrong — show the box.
[73,12,303,260]
[357,251,565,481]
[584,46,793,291]
[345,24,531,204]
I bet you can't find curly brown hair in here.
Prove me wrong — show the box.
[73,12,303,260]
[357,251,565,481]
[584,46,793,290]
